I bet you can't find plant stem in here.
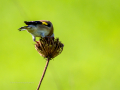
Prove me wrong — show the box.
[37,58,50,90]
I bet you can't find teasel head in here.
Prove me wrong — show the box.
[35,37,64,60]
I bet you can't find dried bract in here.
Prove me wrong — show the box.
[35,37,64,60]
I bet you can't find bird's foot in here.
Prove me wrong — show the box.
[35,41,39,43]
[35,41,39,44]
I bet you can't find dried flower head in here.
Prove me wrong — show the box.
[35,37,64,60]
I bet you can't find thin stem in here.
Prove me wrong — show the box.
[37,59,50,90]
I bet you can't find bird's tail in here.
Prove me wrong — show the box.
[18,26,28,31]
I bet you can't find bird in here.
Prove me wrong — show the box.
[18,20,54,42]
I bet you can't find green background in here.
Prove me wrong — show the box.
[0,0,120,90]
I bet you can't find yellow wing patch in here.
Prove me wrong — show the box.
[42,22,48,25]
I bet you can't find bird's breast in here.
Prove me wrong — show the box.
[28,29,49,37]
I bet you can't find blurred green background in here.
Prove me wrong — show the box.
[0,0,120,90]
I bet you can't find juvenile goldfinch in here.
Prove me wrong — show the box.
[18,20,54,41]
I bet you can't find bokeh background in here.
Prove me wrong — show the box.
[0,0,120,90]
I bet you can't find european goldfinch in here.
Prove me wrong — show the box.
[18,20,54,41]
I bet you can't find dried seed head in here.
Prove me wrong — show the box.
[35,37,64,60]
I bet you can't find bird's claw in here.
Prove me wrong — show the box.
[35,41,39,44]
